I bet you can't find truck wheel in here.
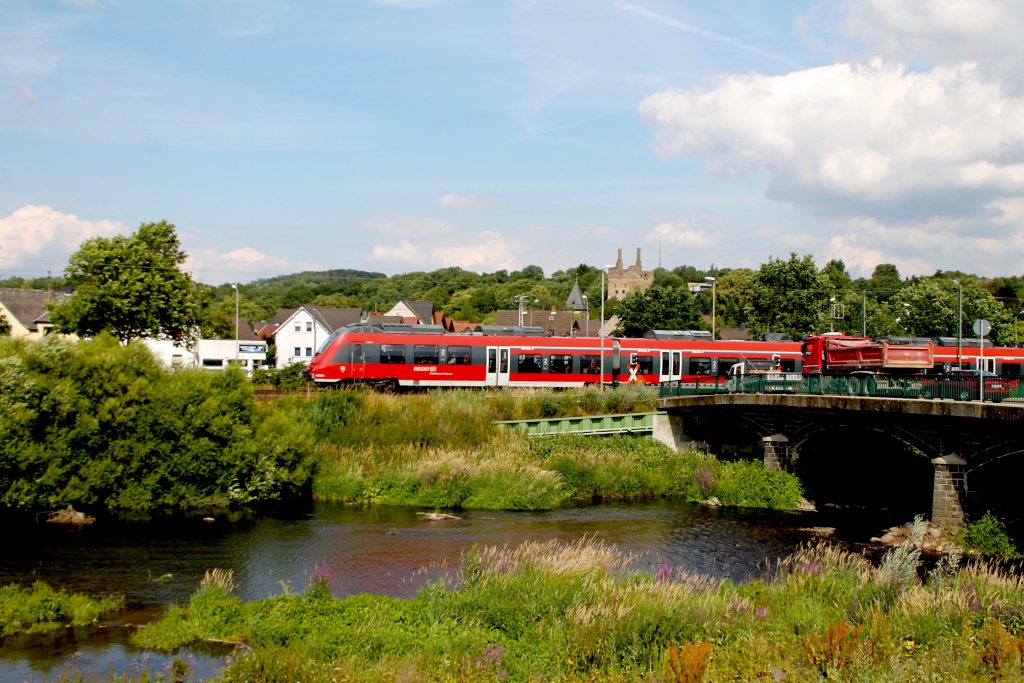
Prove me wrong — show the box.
[921,386,934,399]
[846,377,862,396]
[807,375,822,394]
[862,376,878,396]
[958,388,972,401]
[726,377,738,393]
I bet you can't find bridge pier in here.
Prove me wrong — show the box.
[931,455,967,529]
[652,413,708,452]
[762,434,790,470]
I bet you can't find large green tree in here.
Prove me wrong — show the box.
[50,221,205,344]
[748,254,830,339]
[895,277,1013,344]
[613,285,701,338]
[0,311,9,336]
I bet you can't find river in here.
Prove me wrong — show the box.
[0,500,858,681]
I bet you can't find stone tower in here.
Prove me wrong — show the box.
[607,248,653,299]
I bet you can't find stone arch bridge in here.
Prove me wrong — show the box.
[655,394,1024,528]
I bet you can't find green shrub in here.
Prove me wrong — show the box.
[0,335,316,513]
[0,581,124,637]
[964,512,1019,558]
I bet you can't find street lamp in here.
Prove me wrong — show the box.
[953,279,963,368]
[231,283,239,364]
[600,267,614,390]
[582,294,589,337]
[704,276,716,339]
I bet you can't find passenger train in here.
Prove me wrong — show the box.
[305,323,1024,390]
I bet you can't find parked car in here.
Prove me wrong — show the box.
[921,369,1018,402]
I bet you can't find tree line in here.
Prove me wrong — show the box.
[3,221,1023,346]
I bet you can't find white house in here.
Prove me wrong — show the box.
[271,306,364,368]
[143,337,268,375]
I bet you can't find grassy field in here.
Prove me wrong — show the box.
[129,526,1024,682]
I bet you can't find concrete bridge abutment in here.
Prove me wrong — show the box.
[652,412,708,453]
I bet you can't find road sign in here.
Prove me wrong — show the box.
[973,319,991,336]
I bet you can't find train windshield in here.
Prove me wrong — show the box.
[316,329,344,355]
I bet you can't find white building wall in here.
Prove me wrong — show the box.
[273,308,331,368]
[143,338,268,375]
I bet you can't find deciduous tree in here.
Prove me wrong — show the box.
[613,285,701,338]
[748,254,830,339]
[50,221,205,344]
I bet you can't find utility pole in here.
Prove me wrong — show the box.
[512,294,530,327]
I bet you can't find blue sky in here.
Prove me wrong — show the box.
[4,0,1024,284]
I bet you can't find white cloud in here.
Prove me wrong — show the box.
[646,219,719,248]
[819,213,1024,277]
[0,204,125,275]
[182,246,323,285]
[438,193,490,211]
[370,230,520,272]
[840,0,1024,86]
[639,60,1024,215]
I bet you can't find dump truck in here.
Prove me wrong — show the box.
[800,333,935,395]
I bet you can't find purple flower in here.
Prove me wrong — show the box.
[309,561,336,591]
[656,559,673,583]
[694,467,713,496]
[754,606,769,620]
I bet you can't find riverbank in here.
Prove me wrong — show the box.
[130,530,1024,682]
[297,389,805,512]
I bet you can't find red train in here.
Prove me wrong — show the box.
[306,323,1024,390]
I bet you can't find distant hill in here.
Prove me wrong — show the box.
[250,269,387,288]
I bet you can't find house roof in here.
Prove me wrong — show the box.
[565,279,587,311]
[406,300,435,324]
[495,308,578,337]
[0,287,70,329]
[233,317,261,341]
[310,307,364,331]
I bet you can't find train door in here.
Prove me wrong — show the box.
[351,344,365,381]
[659,350,682,383]
[486,347,511,386]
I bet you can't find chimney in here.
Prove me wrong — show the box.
[636,248,642,268]
[615,248,623,270]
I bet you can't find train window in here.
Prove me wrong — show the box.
[580,355,601,374]
[717,358,740,377]
[487,350,496,373]
[380,344,407,364]
[689,358,712,376]
[634,355,655,375]
[661,352,669,375]
[673,353,681,375]
[414,345,440,364]
[549,355,572,373]
[517,354,543,373]
[447,345,472,365]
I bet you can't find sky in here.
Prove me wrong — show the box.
[4,0,1024,285]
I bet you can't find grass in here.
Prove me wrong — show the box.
[312,434,804,511]
[131,529,1024,682]
[0,581,125,637]
[293,387,804,512]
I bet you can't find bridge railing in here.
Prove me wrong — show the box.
[659,373,1024,402]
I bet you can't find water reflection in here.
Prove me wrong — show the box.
[0,500,821,679]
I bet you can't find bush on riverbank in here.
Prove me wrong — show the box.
[0,335,316,513]
[0,582,124,637]
[134,534,1024,682]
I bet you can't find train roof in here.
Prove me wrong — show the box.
[644,330,713,340]
[473,325,547,337]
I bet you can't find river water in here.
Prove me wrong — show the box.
[0,500,846,681]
